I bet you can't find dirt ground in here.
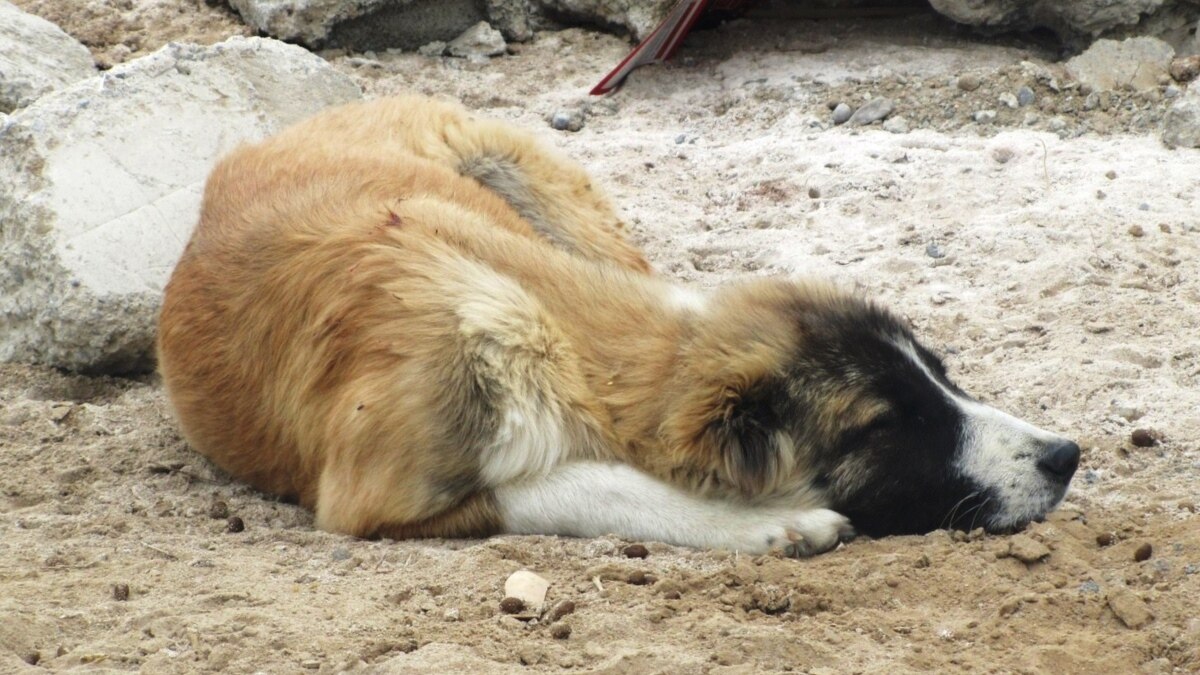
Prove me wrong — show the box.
[3,2,1199,673]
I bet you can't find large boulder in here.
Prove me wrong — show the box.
[227,0,490,49]
[0,0,95,113]
[0,36,361,374]
[927,0,1198,42]
[226,0,676,49]
[225,0,1197,52]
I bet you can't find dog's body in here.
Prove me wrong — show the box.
[158,96,1079,556]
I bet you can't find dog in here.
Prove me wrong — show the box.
[157,96,1080,556]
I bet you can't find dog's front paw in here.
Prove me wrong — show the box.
[769,508,855,558]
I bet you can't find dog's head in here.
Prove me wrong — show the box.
[669,279,1079,537]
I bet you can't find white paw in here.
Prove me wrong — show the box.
[738,508,854,557]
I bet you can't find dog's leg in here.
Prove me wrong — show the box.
[374,492,503,540]
[495,462,854,556]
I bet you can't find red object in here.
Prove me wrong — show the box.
[590,0,709,95]
[590,0,757,95]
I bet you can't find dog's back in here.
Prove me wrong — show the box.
[159,97,641,532]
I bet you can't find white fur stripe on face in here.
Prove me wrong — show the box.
[894,337,1069,527]
[495,461,850,555]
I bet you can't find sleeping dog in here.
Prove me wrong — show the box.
[158,96,1079,556]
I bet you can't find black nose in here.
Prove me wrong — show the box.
[1037,440,1081,481]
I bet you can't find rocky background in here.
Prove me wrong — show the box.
[2,0,1199,673]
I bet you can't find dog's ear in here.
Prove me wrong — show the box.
[709,379,788,496]
[666,373,791,497]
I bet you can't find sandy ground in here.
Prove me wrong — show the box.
[3,4,1200,674]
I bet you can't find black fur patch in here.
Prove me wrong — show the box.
[716,379,789,496]
[775,298,998,536]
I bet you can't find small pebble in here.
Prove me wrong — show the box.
[831,102,852,125]
[957,74,982,91]
[998,92,1018,108]
[330,547,352,562]
[1048,117,1067,132]
[1079,580,1101,594]
[674,133,687,144]
[505,570,550,614]
[992,147,1015,164]
[807,186,821,199]
[112,583,130,601]
[499,596,526,614]
[225,516,245,533]
[1017,86,1035,106]
[1127,225,1145,238]
[1105,170,1118,180]
[1096,532,1116,547]
[1134,543,1153,562]
[1130,428,1157,447]
[550,110,584,132]
[208,500,229,519]
[925,242,945,259]
[550,623,572,640]
[973,109,997,123]
[622,544,649,559]
[545,599,576,623]
[882,116,909,133]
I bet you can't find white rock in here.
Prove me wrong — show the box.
[0,0,94,112]
[1066,37,1175,92]
[446,21,506,59]
[1162,84,1200,148]
[504,570,549,614]
[882,116,910,134]
[974,109,998,123]
[0,37,361,373]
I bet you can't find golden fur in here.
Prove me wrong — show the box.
[160,96,1053,551]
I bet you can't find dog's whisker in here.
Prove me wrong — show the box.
[941,491,979,530]
[967,497,994,532]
